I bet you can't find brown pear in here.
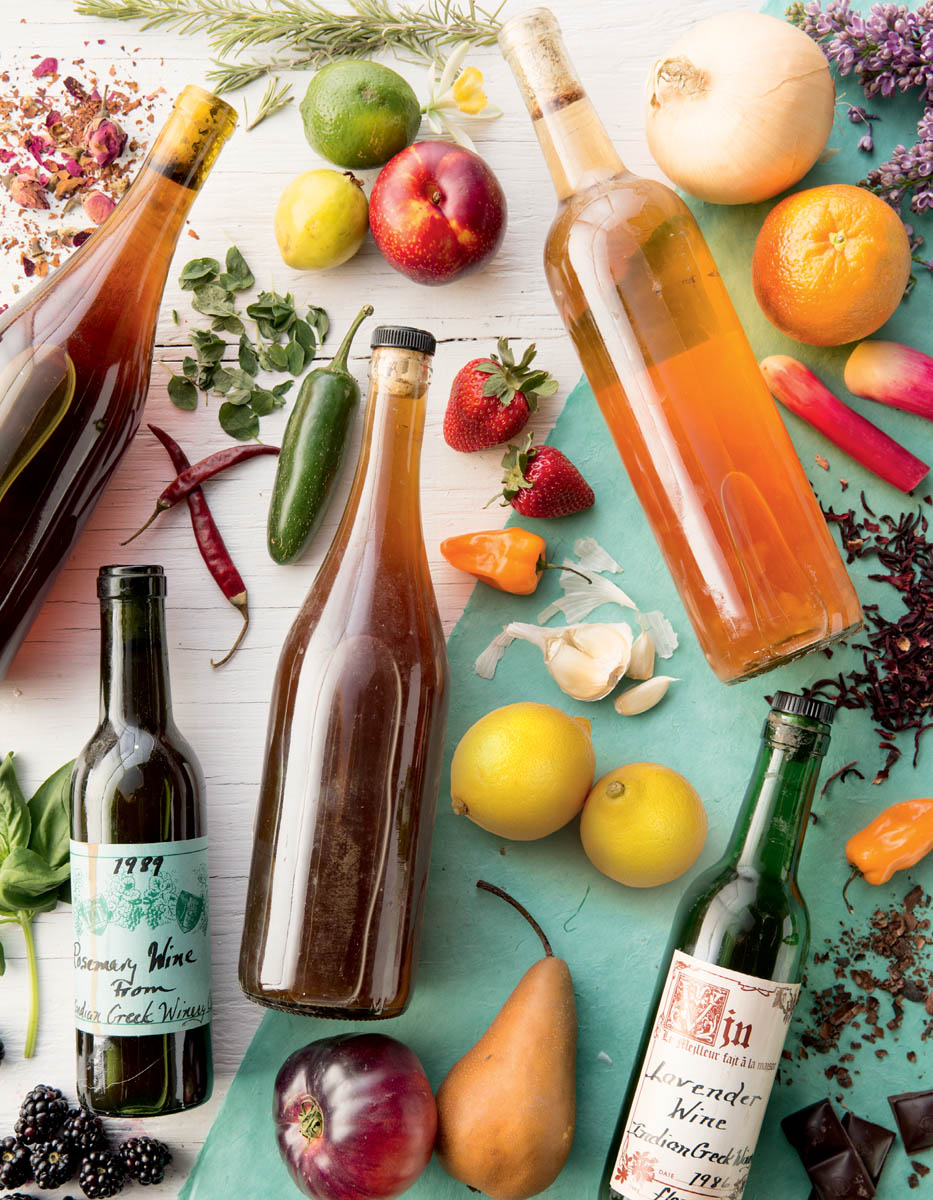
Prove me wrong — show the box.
[435,881,577,1200]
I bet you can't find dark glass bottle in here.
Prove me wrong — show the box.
[600,692,835,1200]
[0,86,235,680]
[70,565,212,1115]
[239,327,449,1020]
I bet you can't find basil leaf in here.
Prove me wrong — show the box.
[246,290,296,340]
[213,367,254,396]
[211,314,245,336]
[219,402,259,441]
[179,256,220,289]
[168,374,198,411]
[189,329,227,364]
[198,364,219,392]
[27,760,74,874]
[181,356,199,380]
[237,336,260,376]
[286,339,306,375]
[219,245,255,292]
[272,381,294,400]
[292,318,317,354]
[249,387,277,416]
[0,752,30,863]
[192,284,237,319]
[306,305,329,342]
[226,387,253,406]
[267,343,289,371]
[0,847,69,914]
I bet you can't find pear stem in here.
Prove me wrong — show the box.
[476,880,553,957]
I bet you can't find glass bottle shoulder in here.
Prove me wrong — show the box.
[545,169,692,259]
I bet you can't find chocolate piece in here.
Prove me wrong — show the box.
[889,1089,933,1154]
[842,1113,896,1185]
[808,1149,876,1199]
[782,1100,852,1168]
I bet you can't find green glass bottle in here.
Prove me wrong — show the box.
[70,565,212,1115]
[600,691,834,1200]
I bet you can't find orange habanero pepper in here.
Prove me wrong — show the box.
[440,528,550,594]
[843,798,933,910]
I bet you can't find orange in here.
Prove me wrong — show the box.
[752,183,911,347]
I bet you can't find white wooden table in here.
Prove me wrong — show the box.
[0,0,755,1193]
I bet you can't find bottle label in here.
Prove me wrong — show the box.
[70,838,212,1036]
[611,950,799,1200]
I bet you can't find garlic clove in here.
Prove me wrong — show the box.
[613,676,678,716]
[547,639,617,701]
[627,631,656,680]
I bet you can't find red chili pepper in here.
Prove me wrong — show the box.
[122,442,279,546]
[147,424,250,668]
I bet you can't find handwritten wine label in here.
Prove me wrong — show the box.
[611,951,799,1200]
[70,838,212,1036]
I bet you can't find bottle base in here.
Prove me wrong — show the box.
[724,618,863,685]
[240,985,409,1022]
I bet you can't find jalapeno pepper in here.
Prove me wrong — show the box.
[843,797,933,911]
[439,526,595,595]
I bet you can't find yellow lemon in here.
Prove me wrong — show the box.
[581,762,706,887]
[450,702,595,841]
[274,169,369,270]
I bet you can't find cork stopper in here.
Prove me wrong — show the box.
[147,85,237,190]
[498,7,585,121]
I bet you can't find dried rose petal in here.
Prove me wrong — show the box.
[23,133,53,165]
[45,109,61,128]
[82,190,114,224]
[33,57,58,78]
[63,157,82,177]
[0,149,16,164]
[72,229,92,247]
[9,175,49,209]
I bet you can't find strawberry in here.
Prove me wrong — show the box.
[497,435,595,519]
[443,337,559,452]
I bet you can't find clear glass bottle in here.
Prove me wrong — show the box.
[70,565,212,1115]
[600,692,834,1200]
[239,327,450,1019]
[499,10,862,684]
[0,86,236,680]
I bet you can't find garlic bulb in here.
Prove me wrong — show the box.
[475,620,633,701]
[614,676,678,716]
[645,11,834,205]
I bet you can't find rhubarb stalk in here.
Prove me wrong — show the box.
[760,354,930,494]
[844,340,933,421]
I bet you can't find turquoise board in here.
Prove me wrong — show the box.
[182,9,933,1199]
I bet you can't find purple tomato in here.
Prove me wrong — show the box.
[273,1032,437,1200]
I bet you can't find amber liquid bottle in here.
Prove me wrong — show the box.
[0,86,235,680]
[239,327,449,1019]
[499,10,862,683]
[71,566,212,1116]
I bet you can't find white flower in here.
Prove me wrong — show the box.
[422,41,503,151]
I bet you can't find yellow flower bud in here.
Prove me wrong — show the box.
[453,67,488,115]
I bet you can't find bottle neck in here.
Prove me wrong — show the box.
[343,346,431,558]
[499,8,624,201]
[99,595,172,730]
[727,714,831,882]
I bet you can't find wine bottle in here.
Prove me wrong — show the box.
[70,565,212,1115]
[499,9,862,683]
[599,692,835,1200]
[239,326,450,1020]
[0,86,236,681]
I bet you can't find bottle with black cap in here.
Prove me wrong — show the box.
[239,325,449,1019]
[600,691,836,1200]
[70,564,212,1114]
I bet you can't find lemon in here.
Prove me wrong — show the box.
[274,169,369,271]
[580,762,707,888]
[450,702,595,841]
[300,61,421,169]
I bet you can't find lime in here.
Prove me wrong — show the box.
[450,702,595,841]
[580,762,707,888]
[274,169,369,271]
[300,60,421,169]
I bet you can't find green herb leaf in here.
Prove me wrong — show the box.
[219,401,259,441]
[286,338,306,375]
[192,283,237,319]
[0,753,30,863]
[27,761,74,874]
[267,342,289,371]
[182,356,199,380]
[292,318,317,354]
[226,387,253,406]
[306,305,329,342]
[179,257,220,290]
[168,374,199,411]
[213,366,255,396]
[211,313,245,335]
[0,939,5,975]
[219,245,255,292]
[0,847,69,915]
[172,309,180,324]
[238,335,259,376]
[189,329,227,364]
[248,387,277,416]
[246,290,296,340]
[198,365,219,392]
[272,380,294,400]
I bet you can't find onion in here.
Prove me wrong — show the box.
[645,11,835,205]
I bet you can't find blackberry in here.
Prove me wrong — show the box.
[0,1135,32,1188]
[15,1085,68,1145]
[117,1136,171,1186]
[29,1137,73,1189]
[5,1194,40,1199]
[61,1107,105,1152]
[77,1149,124,1198]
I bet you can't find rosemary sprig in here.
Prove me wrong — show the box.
[244,76,292,128]
[75,0,506,88]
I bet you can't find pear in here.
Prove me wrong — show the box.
[435,881,577,1200]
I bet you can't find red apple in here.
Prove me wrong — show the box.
[369,141,507,285]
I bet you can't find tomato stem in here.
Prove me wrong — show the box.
[299,1098,324,1142]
